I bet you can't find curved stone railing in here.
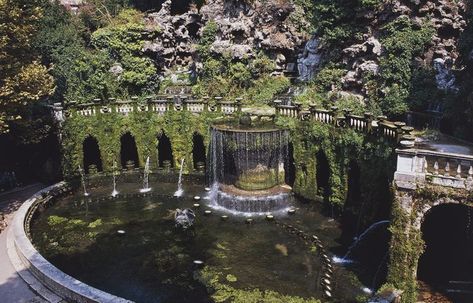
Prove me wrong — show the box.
[394,148,473,190]
[12,182,132,303]
[51,95,415,144]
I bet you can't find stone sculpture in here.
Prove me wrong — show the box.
[174,208,196,229]
[298,33,321,82]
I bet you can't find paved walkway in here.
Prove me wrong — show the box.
[0,184,46,303]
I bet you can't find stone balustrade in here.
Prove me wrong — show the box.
[395,148,473,191]
[52,95,415,144]
[57,95,242,119]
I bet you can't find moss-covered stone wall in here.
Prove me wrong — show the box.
[61,110,226,176]
[385,185,473,303]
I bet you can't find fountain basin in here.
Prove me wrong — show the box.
[16,179,366,303]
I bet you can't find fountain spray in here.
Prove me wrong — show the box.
[78,165,89,197]
[140,156,151,193]
[174,158,185,197]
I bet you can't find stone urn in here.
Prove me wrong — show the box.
[126,160,135,171]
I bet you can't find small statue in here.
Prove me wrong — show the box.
[174,208,196,229]
[298,33,321,82]
[188,62,198,85]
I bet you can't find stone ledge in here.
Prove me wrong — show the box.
[11,182,133,303]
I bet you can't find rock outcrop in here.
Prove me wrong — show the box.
[338,0,466,99]
[142,0,309,76]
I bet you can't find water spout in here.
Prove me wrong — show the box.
[78,165,89,197]
[140,156,151,193]
[333,220,390,264]
[174,158,185,197]
[111,161,119,197]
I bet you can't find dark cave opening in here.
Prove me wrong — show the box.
[192,132,206,170]
[120,132,140,169]
[157,132,174,167]
[418,203,473,302]
[83,136,103,173]
[284,142,295,187]
[316,150,330,200]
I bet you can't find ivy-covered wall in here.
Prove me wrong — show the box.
[61,110,226,176]
[386,185,473,303]
[64,112,397,214]
[275,116,396,217]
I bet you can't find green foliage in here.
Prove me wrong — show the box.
[313,65,346,92]
[313,0,360,47]
[197,20,218,62]
[376,17,435,116]
[91,8,159,95]
[386,194,424,303]
[0,0,54,133]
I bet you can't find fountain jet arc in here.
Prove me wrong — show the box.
[333,220,390,264]
[207,125,293,215]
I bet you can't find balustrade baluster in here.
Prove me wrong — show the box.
[434,161,439,175]
[469,166,473,181]
[456,164,462,179]
[444,161,450,177]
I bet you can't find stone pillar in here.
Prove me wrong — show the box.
[364,112,373,133]
[202,96,209,112]
[215,96,223,112]
[235,97,243,113]
[274,100,282,117]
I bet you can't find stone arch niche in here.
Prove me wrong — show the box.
[315,150,330,200]
[157,131,174,168]
[192,132,206,171]
[120,132,140,169]
[417,203,473,301]
[82,136,103,173]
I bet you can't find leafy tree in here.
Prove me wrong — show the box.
[0,0,54,133]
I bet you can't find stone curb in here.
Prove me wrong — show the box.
[11,182,133,303]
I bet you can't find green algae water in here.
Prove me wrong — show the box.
[30,181,365,303]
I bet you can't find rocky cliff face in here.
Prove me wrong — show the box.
[339,0,466,97]
[142,0,310,76]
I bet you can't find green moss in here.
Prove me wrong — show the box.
[47,215,68,226]
[226,274,238,283]
[88,219,103,228]
[196,266,321,303]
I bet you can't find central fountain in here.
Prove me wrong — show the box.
[207,121,292,214]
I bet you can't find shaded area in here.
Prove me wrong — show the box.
[132,0,165,12]
[418,204,473,303]
[83,136,103,173]
[0,133,61,188]
[284,142,295,187]
[157,132,174,167]
[315,150,330,201]
[192,133,206,170]
[120,132,139,169]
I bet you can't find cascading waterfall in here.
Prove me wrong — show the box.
[111,161,119,197]
[140,156,151,193]
[174,158,185,197]
[78,165,89,197]
[333,220,390,264]
[207,125,293,215]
